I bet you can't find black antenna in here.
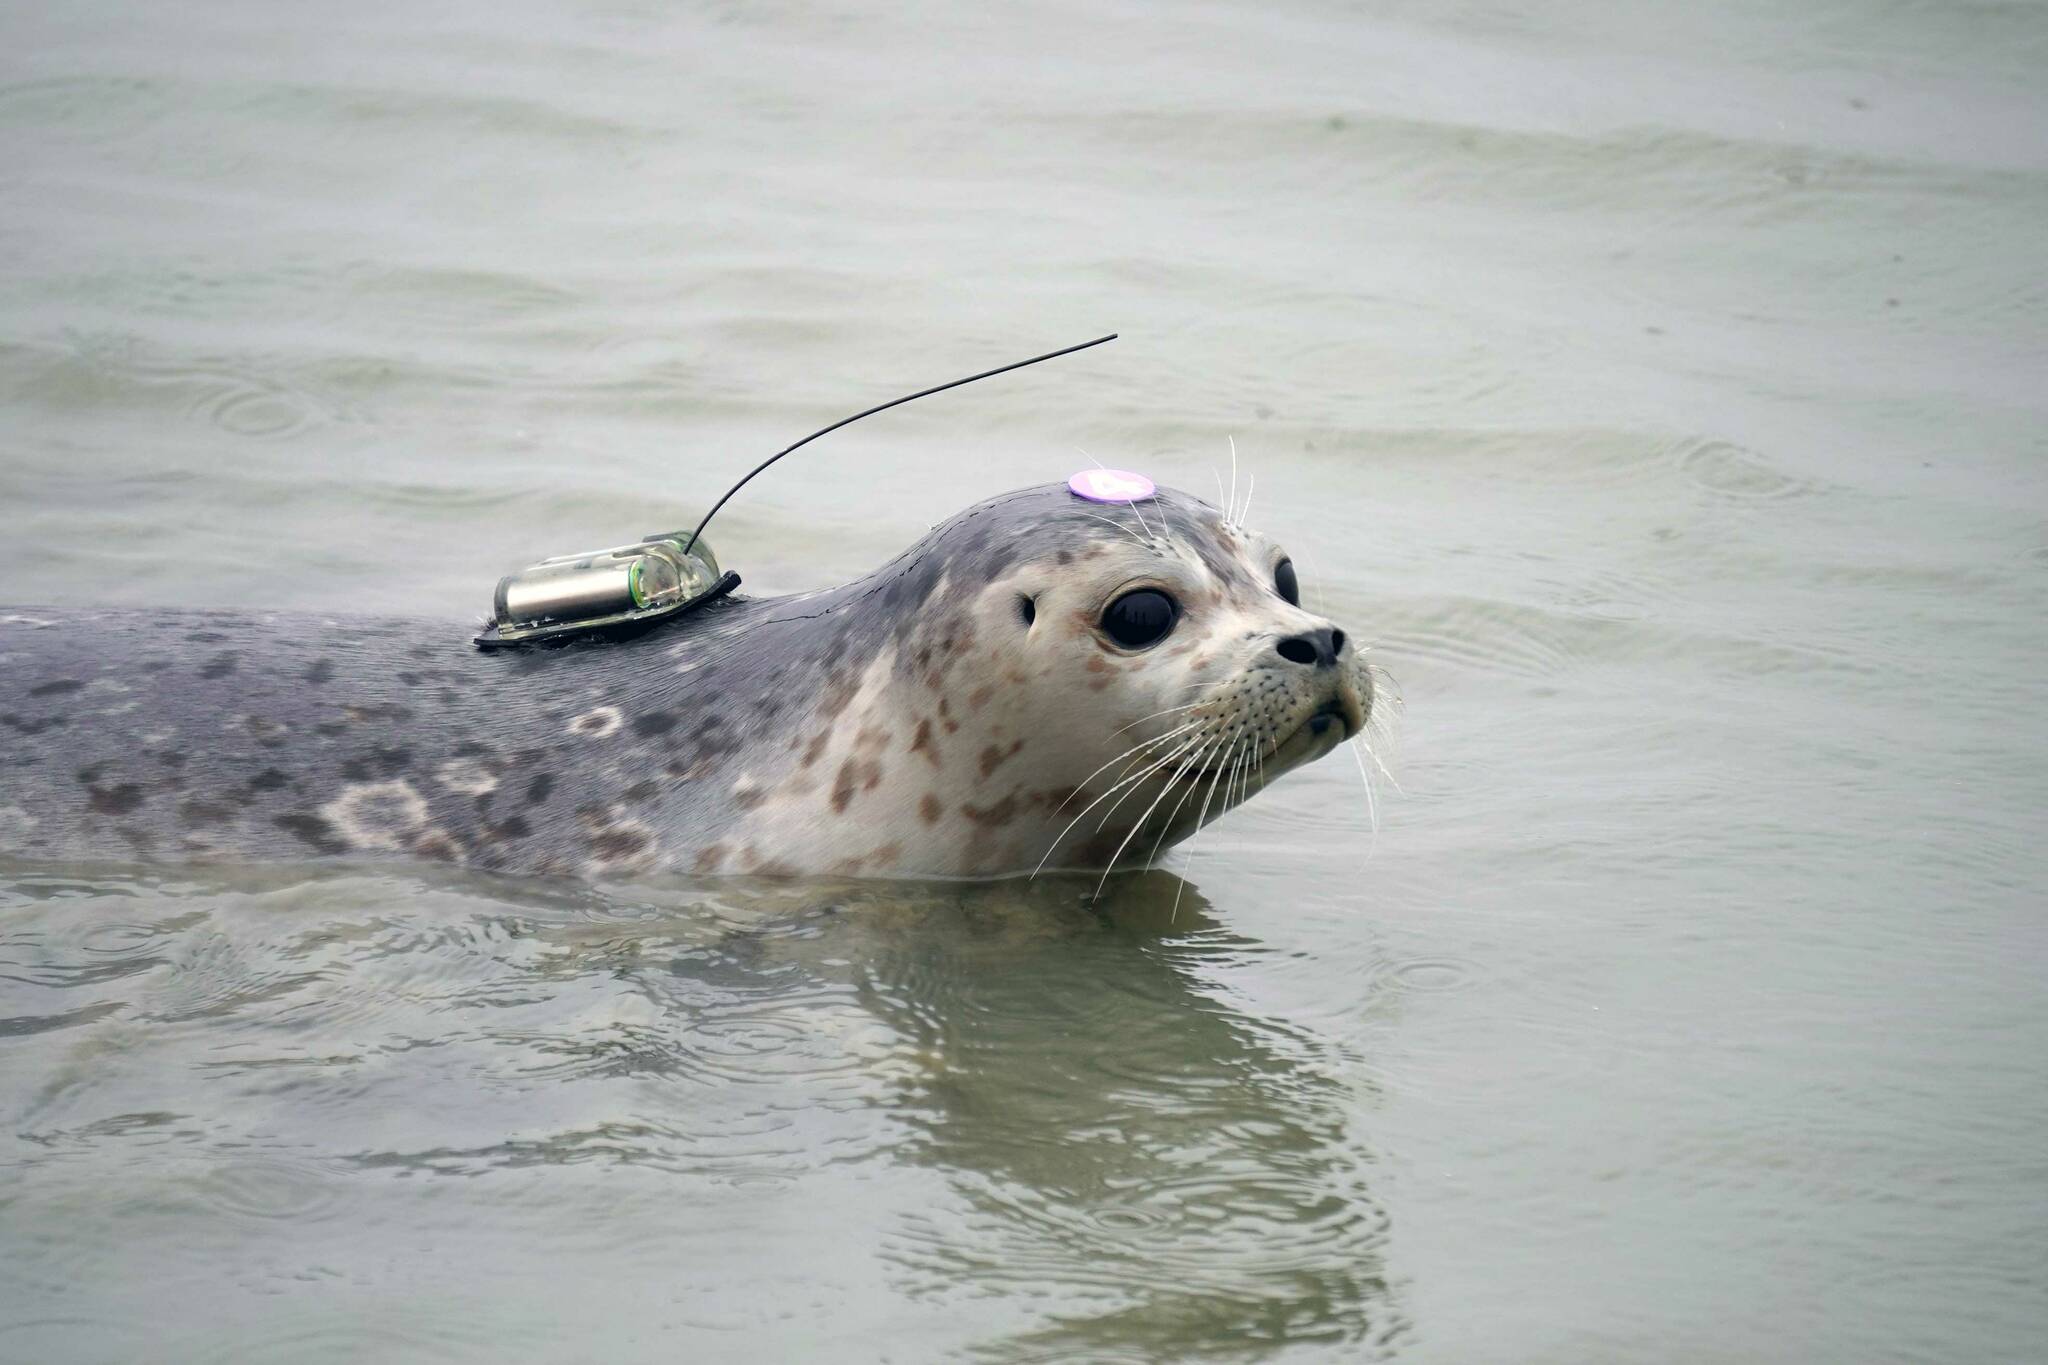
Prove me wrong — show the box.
[679,333,1117,555]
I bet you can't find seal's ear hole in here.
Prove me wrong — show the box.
[1017,594,1037,628]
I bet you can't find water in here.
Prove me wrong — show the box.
[2,0,2044,1359]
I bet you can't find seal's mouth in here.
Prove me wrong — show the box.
[1261,687,1366,775]
[1293,681,1367,747]
[1271,701,1349,763]
[1304,698,1353,741]
[1168,694,1361,790]
[1155,677,1370,798]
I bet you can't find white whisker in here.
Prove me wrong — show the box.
[1170,734,1241,922]
[1114,702,1203,735]
[1228,737,1256,813]
[1124,488,1160,542]
[1094,726,1214,832]
[1093,731,1227,901]
[1078,444,1159,539]
[1033,730,1205,877]
[1078,512,1148,548]
[1227,436,1239,528]
[1055,722,1201,811]
[1349,736,1380,846]
[1212,742,1243,825]
[1145,732,1239,869]
[1359,733,1400,792]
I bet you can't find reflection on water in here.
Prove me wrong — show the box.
[859,880,1399,1359]
[0,866,1401,1360]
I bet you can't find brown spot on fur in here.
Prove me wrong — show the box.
[870,842,901,867]
[909,719,940,769]
[410,829,464,862]
[817,670,857,719]
[800,731,830,768]
[274,812,347,854]
[589,826,650,861]
[246,716,289,747]
[666,756,718,782]
[694,843,728,873]
[87,783,145,815]
[919,794,943,824]
[179,798,234,826]
[962,792,1019,827]
[969,684,995,710]
[978,740,1024,777]
[831,757,884,811]
[733,781,768,811]
[1074,829,1127,868]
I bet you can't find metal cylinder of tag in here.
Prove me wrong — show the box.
[494,549,684,629]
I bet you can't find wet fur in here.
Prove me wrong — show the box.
[0,484,1373,878]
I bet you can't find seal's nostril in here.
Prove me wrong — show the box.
[1277,629,1342,668]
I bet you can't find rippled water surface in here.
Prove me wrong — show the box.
[3,0,2045,1359]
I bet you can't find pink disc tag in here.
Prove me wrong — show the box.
[1068,469,1156,504]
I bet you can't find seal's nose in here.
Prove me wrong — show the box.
[1274,627,1345,668]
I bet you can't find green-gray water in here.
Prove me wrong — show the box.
[3,1,2044,1359]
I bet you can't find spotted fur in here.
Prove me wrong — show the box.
[0,484,1375,877]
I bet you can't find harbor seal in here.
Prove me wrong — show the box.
[0,481,1377,878]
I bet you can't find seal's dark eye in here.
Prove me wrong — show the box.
[1274,558,1300,606]
[1101,589,1178,649]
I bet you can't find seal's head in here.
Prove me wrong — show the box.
[820,478,1377,876]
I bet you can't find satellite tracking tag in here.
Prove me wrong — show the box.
[472,332,1117,650]
[473,534,738,649]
